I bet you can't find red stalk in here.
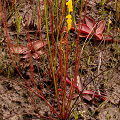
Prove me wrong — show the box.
[0,1,62,119]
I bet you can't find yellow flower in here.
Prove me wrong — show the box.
[66,14,72,31]
[66,0,73,13]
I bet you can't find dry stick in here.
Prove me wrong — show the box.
[92,51,102,99]
[97,52,102,95]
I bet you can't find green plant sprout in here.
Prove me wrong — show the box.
[104,70,110,88]
[13,0,22,64]
[72,111,78,120]
[113,105,120,120]
[107,101,111,120]
[99,0,107,18]
[107,11,111,42]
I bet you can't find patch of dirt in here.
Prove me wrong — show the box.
[0,76,50,120]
